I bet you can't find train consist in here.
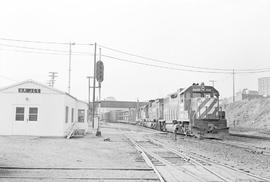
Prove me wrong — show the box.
[137,83,228,139]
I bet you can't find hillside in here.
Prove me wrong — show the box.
[223,98,270,129]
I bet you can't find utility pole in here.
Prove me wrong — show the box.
[98,47,102,101]
[233,69,235,102]
[47,80,52,87]
[86,76,93,124]
[68,42,75,94]
[98,48,102,133]
[92,42,97,128]
[209,80,216,87]
[48,72,58,88]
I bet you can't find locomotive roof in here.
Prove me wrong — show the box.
[179,84,219,96]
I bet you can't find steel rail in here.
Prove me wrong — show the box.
[216,140,270,156]
[133,141,208,182]
[125,135,166,182]
[188,152,270,182]
[0,176,160,181]
[147,137,230,182]
[127,135,231,182]
[0,166,153,171]
[186,138,270,156]
[149,137,270,182]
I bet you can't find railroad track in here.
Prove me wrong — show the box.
[138,123,270,156]
[216,140,270,156]
[184,137,270,156]
[126,134,270,182]
[0,167,159,181]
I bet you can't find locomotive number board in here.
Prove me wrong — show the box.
[192,88,212,92]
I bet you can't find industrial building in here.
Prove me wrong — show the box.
[235,89,261,101]
[0,80,88,136]
[258,77,270,96]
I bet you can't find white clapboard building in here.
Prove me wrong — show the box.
[0,80,88,136]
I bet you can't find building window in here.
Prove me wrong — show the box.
[15,107,24,121]
[65,106,69,123]
[78,109,85,123]
[71,108,74,123]
[29,107,38,121]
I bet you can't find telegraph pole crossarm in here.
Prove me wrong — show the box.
[48,72,58,88]
[209,80,216,87]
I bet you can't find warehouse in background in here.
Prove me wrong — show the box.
[0,80,88,136]
[99,101,147,123]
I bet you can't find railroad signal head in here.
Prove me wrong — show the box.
[96,61,104,82]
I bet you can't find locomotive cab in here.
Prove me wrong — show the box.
[187,83,229,139]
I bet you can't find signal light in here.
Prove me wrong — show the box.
[96,61,104,83]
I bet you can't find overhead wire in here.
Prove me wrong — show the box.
[0,37,69,45]
[98,44,270,72]
[0,37,94,46]
[1,38,270,74]
[1,45,270,74]
[101,54,232,74]
[0,74,17,82]
[0,43,90,55]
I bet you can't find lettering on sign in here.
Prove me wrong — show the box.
[18,88,41,93]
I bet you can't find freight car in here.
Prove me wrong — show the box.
[137,83,228,139]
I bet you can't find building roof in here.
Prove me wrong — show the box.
[0,79,87,104]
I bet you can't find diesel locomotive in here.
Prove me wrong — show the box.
[137,83,228,139]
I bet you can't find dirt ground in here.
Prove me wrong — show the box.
[102,122,270,179]
[1,122,270,181]
[0,123,158,181]
[154,132,270,179]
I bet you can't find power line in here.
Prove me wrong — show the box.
[2,46,270,74]
[101,54,232,74]
[0,37,94,46]
[99,44,270,72]
[0,43,90,55]
[0,43,69,53]
[102,54,270,74]
[1,37,269,72]
[0,37,69,45]
[0,74,17,82]
[1,41,270,74]
[0,48,71,56]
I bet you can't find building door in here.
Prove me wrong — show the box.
[13,106,39,135]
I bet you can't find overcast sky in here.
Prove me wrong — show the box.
[0,0,270,101]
